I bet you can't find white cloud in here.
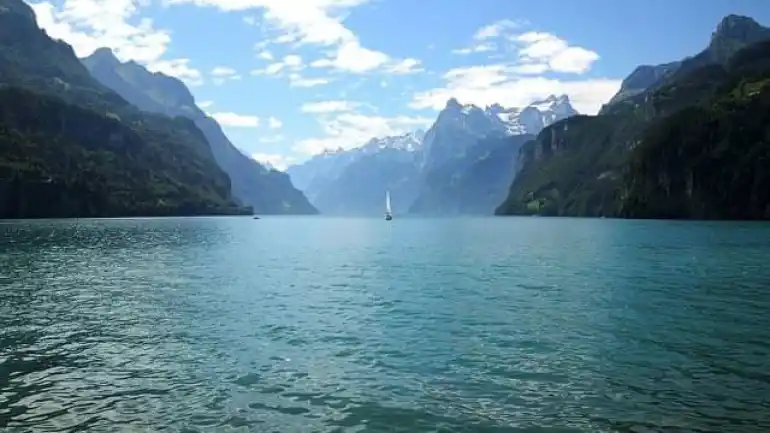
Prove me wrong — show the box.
[283,54,302,67]
[410,64,621,115]
[211,112,261,127]
[163,0,419,75]
[514,32,599,74]
[294,112,432,155]
[253,58,332,87]
[251,152,295,171]
[211,66,237,76]
[251,54,304,75]
[310,41,423,74]
[451,19,598,75]
[148,58,203,86]
[385,58,424,75]
[473,19,526,40]
[267,116,283,129]
[452,43,496,55]
[257,49,274,60]
[288,73,330,87]
[309,40,387,73]
[430,20,615,113]
[510,63,550,75]
[198,100,214,108]
[300,100,359,113]
[209,66,241,85]
[259,134,285,143]
[212,77,242,85]
[251,63,281,76]
[29,0,203,86]
[452,20,599,74]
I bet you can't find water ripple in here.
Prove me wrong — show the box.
[1,217,770,432]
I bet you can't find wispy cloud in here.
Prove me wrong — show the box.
[410,64,620,114]
[294,112,432,155]
[256,49,274,60]
[211,112,260,127]
[259,134,285,144]
[165,0,421,75]
[251,54,304,76]
[431,18,617,114]
[514,32,599,74]
[300,100,359,114]
[288,74,330,88]
[267,116,283,129]
[451,19,528,56]
[251,152,294,171]
[452,43,496,55]
[210,66,242,85]
[29,0,203,85]
[473,19,527,40]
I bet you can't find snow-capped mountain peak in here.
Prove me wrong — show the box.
[430,94,577,138]
[485,94,578,135]
[526,94,578,124]
[445,97,463,110]
[418,95,579,169]
[361,130,424,153]
[323,146,345,154]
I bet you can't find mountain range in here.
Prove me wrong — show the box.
[1,0,767,221]
[287,14,770,221]
[0,0,246,217]
[287,95,577,215]
[81,48,317,215]
[0,0,317,218]
[496,14,770,220]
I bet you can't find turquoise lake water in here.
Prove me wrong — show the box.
[1,216,769,432]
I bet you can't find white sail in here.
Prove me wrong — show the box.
[385,190,392,214]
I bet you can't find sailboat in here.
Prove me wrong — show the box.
[385,190,393,221]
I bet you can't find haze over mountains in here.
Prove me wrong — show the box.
[1,0,768,221]
[284,14,770,220]
[287,95,578,215]
[81,48,317,215]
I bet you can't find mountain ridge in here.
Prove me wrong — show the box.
[496,14,770,219]
[409,94,578,214]
[603,14,770,111]
[81,48,318,215]
[0,0,248,218]
[287,93,578,215]
[419,94,576,172]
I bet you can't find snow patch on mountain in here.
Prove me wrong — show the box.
[360,130,425,153]
[456,94,578,137]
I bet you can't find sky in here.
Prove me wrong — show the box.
[27,0,770,170]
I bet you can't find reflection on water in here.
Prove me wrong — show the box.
[1,216,770,432]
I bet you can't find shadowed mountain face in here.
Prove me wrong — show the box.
[408,134,535,215]
[0,0,248,218]
[602,14,770,110]
[617,38,770,220]
[496,15,770,220]
[288,96,577,216]
[286,132,424,215]
[408,96,576,214]
[81,48,317,215]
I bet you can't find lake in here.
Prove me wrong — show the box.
[1,216,769,432]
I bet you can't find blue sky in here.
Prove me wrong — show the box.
[28,0,770,169]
